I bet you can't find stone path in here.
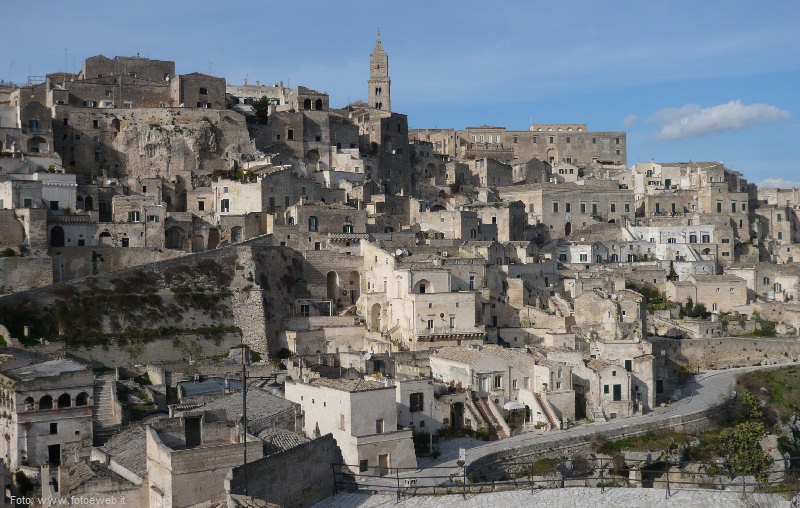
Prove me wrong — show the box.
[312,488,791,507]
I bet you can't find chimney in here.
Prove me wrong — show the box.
[256,80,260,87]
[243,78,247,86]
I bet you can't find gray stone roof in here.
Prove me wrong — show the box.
[307,378,388,392]
[257,427,309,456]
[102,425,147,478]
[4,358,88,381]
[191,387,297,434]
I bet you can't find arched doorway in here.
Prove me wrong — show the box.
[99,231,112,246]
[50,226,65,247]
[564,222,572,236]
[231,226,243,243]
[348,271,361,304]
[327,271,339,300]
[547,148,558,164]
[305,149,320,169]
[27,136,47,154]
[165,227,183,249]
[370,303,382,331]
[207,228,220,250]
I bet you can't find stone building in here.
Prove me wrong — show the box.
[0,355,94,471]
[284,377,416,475]
[666,274,748,313]
[368,33,391,112]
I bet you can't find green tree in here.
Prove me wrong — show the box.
[252,96,270,124]
[718,420,771,482]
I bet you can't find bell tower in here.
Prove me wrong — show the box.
[368,31,390,112]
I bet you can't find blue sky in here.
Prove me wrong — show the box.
[4,1,799,186]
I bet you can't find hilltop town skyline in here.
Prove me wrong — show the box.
[3,0,799,185]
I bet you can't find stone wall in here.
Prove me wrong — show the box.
[226,434,343,508]
[650,336,800,370]
[468,407,718,481]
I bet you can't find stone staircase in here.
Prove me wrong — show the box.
[93,377,122,446]
[534,392,561,430]
[472,397,507,441]
[587,397,607,423]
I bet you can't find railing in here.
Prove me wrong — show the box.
[332,456,800,500]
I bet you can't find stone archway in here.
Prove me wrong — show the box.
[305,149,320,170]
[165,227,184,250]
[547,148,558,164]
[231,226,243,243]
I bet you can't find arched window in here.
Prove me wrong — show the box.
[57,393,71,408]
[75,392,89,406]
[314,98,323,110]
[303,98,311,110]
[24,397,35,411]
[40,395,53,410]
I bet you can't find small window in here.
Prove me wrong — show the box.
[375,419,384,433]
[199,87,208,95]
[359,459,368,472]
[50,423,58,434]
[604,385,609,394]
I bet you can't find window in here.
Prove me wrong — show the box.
[427,319,434,330]
[549,136,554,143]
[28,119,40,132]
[300,304,310,317]
[339,414,345,430]
[410,392,424,412]
[566,136,571,143]
[449,316,455,328]
[717,202,722,213]
[121,237,129,247]
[615,137,620,144]
[553,202,559,213]
[778,232,783,240]
[580,203,586,213]
[732,203,737,213]
[287,129,294,140]
[493,375,502,389]
[689,234,697,243]
[343,224,353,233]
[712,303,718,312]
[198,200,205,211]
[220,199,230,212]
[604,385,609,394]
[611,203,616,213]
[359,459,368,472]
[778,213,783,222]
[625,203,630,213]
[50,423,58,434]
[469,276,475,290]
[763,277,770,285]
[199,87,208,95]
[127,211,141,222]
[376,419,384,433]
[565,203,571,213]
[85,100,96,107]
[308,216,318,232]
[579,253,588,262]
[592,137,597,144]
[146,215,159,222]
[49,200,59,211]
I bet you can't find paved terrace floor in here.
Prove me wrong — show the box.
[312,487,792,507]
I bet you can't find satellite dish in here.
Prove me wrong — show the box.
[364,353,372,360]
[633,336,640,343]
[395,249,403,256]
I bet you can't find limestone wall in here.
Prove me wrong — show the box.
[226,434,342,507]
[650,336,800,370]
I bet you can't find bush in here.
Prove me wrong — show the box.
[0,248,15,257]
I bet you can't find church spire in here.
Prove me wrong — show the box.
[369,32,390,111]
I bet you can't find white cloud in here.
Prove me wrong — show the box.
[758,178,800,189]
[649,100,790,140]
[622,114,637,127]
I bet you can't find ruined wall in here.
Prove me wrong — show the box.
[0,256,52,293]
[226,434,343,508]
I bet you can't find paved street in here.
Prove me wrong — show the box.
[353,362,800,489]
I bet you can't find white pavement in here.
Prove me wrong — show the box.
[312,488,792,507]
